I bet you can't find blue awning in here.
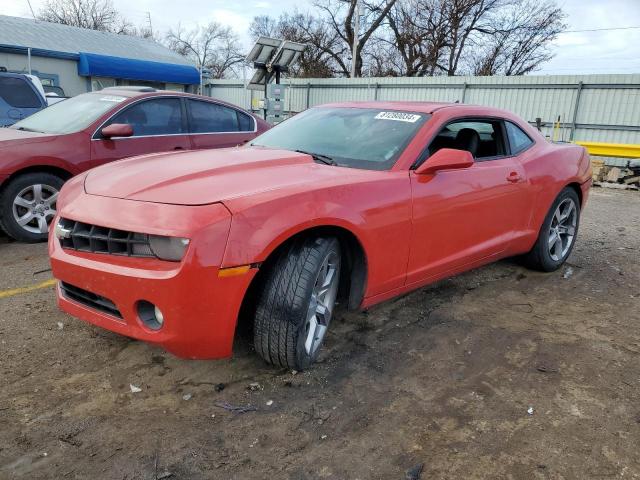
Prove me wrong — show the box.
[77,52,200,85]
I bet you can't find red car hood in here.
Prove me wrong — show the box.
[84,146,334,206]
[0,128,56,148]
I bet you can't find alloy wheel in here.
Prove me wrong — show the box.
[548,197,577,262]
[304,250,341,356]
[12,183,59,235]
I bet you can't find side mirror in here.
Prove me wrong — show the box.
[415,148,474,175]
[101,123,133,138]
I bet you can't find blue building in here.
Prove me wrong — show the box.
[0,15,200,96]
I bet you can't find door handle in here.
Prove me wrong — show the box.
[173,146,184,150]
[507,172,522,183]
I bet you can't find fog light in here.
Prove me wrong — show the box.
[137,300,164,330]
[153,305,164,326]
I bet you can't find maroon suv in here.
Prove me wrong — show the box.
[0,87,269,242]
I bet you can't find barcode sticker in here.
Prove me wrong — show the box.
[375,111,422,123]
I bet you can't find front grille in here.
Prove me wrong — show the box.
[57,218,154,257]
[60,282,123,319]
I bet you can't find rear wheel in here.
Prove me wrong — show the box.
[253,236,341,370]
[524,187,580,272]
[0,173,63,243]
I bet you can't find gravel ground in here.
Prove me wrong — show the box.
[0,187,639,480]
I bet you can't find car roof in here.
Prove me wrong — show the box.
[87,87,238,103]
[317,100,513,116]
[0,72,30,79]
[90,87,165,98]
[318,101,456,114]
[85,87,262,119]
[90,87,214,98]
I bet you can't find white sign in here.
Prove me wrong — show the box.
[99,95,127,103]
[375,111,422,123]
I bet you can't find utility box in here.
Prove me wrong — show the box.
[265,84,286,123]
[264,97,284,117]
[267,83,286,100]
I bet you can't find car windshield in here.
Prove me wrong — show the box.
[0,76,42,108]
[10,92,128,134]
[251,107,429,170]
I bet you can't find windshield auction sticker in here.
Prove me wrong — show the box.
[375,111,422,123]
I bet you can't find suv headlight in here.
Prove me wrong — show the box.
[148,235,190,261]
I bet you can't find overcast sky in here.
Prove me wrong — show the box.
[4,0,640,75]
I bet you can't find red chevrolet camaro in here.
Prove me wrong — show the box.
[49,101,592,370]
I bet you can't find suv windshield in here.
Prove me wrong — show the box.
[10,92,128,134]
[251,107,428,170]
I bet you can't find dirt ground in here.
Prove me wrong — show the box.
[0,187,639,480]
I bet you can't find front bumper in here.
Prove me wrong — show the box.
[49,192,255,359]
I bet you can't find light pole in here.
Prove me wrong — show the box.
[350,0,361,78]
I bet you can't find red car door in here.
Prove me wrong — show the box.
[90,97,190,166]
[186,99,257,149]
[406,118,530,285]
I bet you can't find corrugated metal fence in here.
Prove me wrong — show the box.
[207,74,640,163]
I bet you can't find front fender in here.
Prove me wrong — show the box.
[221,175,413,298]
[222,196,369,267]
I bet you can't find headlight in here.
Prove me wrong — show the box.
[148,235,190,261]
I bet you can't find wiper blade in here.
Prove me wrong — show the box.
[14,126,43,133]
[295,149,338,166]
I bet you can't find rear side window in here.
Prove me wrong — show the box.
[107,98,184,136]
[188,100,240,133]
[505,121,534,154]
[0,77,42,108]
[238,111,254,131]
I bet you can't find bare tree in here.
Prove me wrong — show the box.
[433,0,504,75]
[37,0,133,33]
[374,0,564,76]
[380,0,450,76]
[314,0,399,77]
[125,24,162,41]
[471,0,565,75]
[166,22,245,82]
[250,1,398,77]
[252,0,564,78]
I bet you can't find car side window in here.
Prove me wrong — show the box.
[237,111,255,132]
[107,98,184,137]
[505,121,534,154]
[188,100,241,133]
[428,119,506,161]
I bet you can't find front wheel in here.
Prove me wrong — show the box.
[0,173,64,242]
[524,187,580,272]
[253,236,341,370]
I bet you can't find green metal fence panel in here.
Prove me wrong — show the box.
[206,74,640,159]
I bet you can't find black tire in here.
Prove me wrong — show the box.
[253,236,341,370]
[0,172,64,243]
[523,187,580,272]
